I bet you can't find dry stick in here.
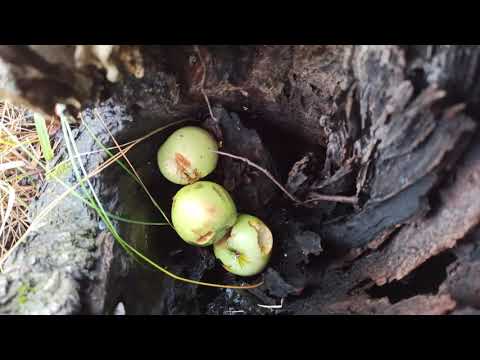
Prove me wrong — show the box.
[302,194,358,205]
[215,150,300,203]
[216,150,358,205]
[215,151,358,205]
[201,88,218,123]
[194,45,219,124]
[194,45,207,89]
[214,151,358,205]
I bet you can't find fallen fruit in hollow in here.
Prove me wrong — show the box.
[157,126,218,185]
[213,214,273,277]
[171,181,237,246]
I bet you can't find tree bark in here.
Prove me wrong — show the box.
[2,45,480,314]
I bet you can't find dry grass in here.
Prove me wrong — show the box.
[0,101,58,262]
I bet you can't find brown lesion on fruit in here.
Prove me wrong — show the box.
[175,152,191,169]
[175,152,201,183]
[195,230,214,245]
[206,205,217,216]
[249,220,273,255]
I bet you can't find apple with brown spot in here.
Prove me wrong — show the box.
[171,181,237,246]
[214,214,273,277]
[157,126,218,185]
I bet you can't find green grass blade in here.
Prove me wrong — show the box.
[105,213,168,226]
[82,120,134,179]
[60,115,136,259]
[45,160,72,181]
[82,118,180,227]
[33,113,54,161]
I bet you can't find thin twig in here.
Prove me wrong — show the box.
[194,45,218,123]
[215,150,300,203]
[302,194,358,205]
[258,298,284,310]
[201,88,217,123]
[225,310,245,315]
[193,45,206,89]
[215,150,358,205]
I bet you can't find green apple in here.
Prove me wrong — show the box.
[213,214,273,277]
[157,126,218,185]
[171,181,237,246]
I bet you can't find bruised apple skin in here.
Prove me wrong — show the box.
[214,214,273,277]
[157,126,218,185]
[171,181,237,246]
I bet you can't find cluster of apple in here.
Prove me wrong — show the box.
[157,126,273,277]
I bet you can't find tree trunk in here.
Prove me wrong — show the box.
[1,45,480,314]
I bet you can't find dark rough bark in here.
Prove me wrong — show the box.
[2,45,480,314]
[439,228,480,309]
[0,45,93,116]
[358,139,480,286]
[0,45,143,116]
[284,133,480,314]
[308,294,456,315]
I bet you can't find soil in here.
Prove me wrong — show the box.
[2,45,480,314]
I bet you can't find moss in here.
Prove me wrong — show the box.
[17,283,36,305]
[46,160,72,181]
